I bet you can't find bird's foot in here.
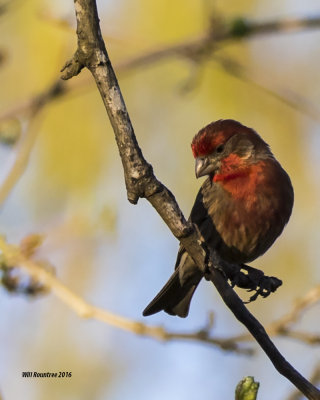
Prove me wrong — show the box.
[221,263,282,302]
[244,275,282,303]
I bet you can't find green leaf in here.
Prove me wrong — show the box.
[235,376,260,400]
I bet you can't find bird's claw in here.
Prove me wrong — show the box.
[243,275,282,303]
[221,262,282,303]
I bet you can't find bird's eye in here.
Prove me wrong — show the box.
[216,144,224,153]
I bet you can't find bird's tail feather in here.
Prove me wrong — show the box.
[143,268,202,318]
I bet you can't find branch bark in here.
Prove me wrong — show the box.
[61,1,320,399]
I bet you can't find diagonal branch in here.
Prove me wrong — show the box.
[225,284,320,344]
[61,1,320,399]
[287,366,320,400]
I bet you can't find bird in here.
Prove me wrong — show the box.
[143,119,294,318]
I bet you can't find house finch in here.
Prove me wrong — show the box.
[143,119,294,318]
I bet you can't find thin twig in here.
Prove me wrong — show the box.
[0,236,250,354]
[0,82,64,206]
[1,13,320,124]
[245,15,320,36]
[0,81,64,122]
[270,285,320,329]
[214,56,320,123]
[60,1,320,398]
[0,12,318,211]
[0,233,318,351]
[0,115,40,206]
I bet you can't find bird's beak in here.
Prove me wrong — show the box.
[195,157,214,178]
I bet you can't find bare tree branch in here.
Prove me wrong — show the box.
[0,116,40,206]
[0,12,319,208]
[1,22,319,204]
[227,284,320,344]
[0,235,251,354]
[0,233,318,352]
[212,56,320,123]
[287,366,320,400]
[60,1,320,399]
[1,12,320,123]
[0,82,65,206]
[0,81,64,122]
[116,14,320,69]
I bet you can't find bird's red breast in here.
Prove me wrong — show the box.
[190,119,294,263]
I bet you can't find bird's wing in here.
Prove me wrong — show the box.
[173,182,210,270]
[189,178,222,251]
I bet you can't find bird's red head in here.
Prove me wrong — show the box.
[191,119,272,179]
[191,119,264,158]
